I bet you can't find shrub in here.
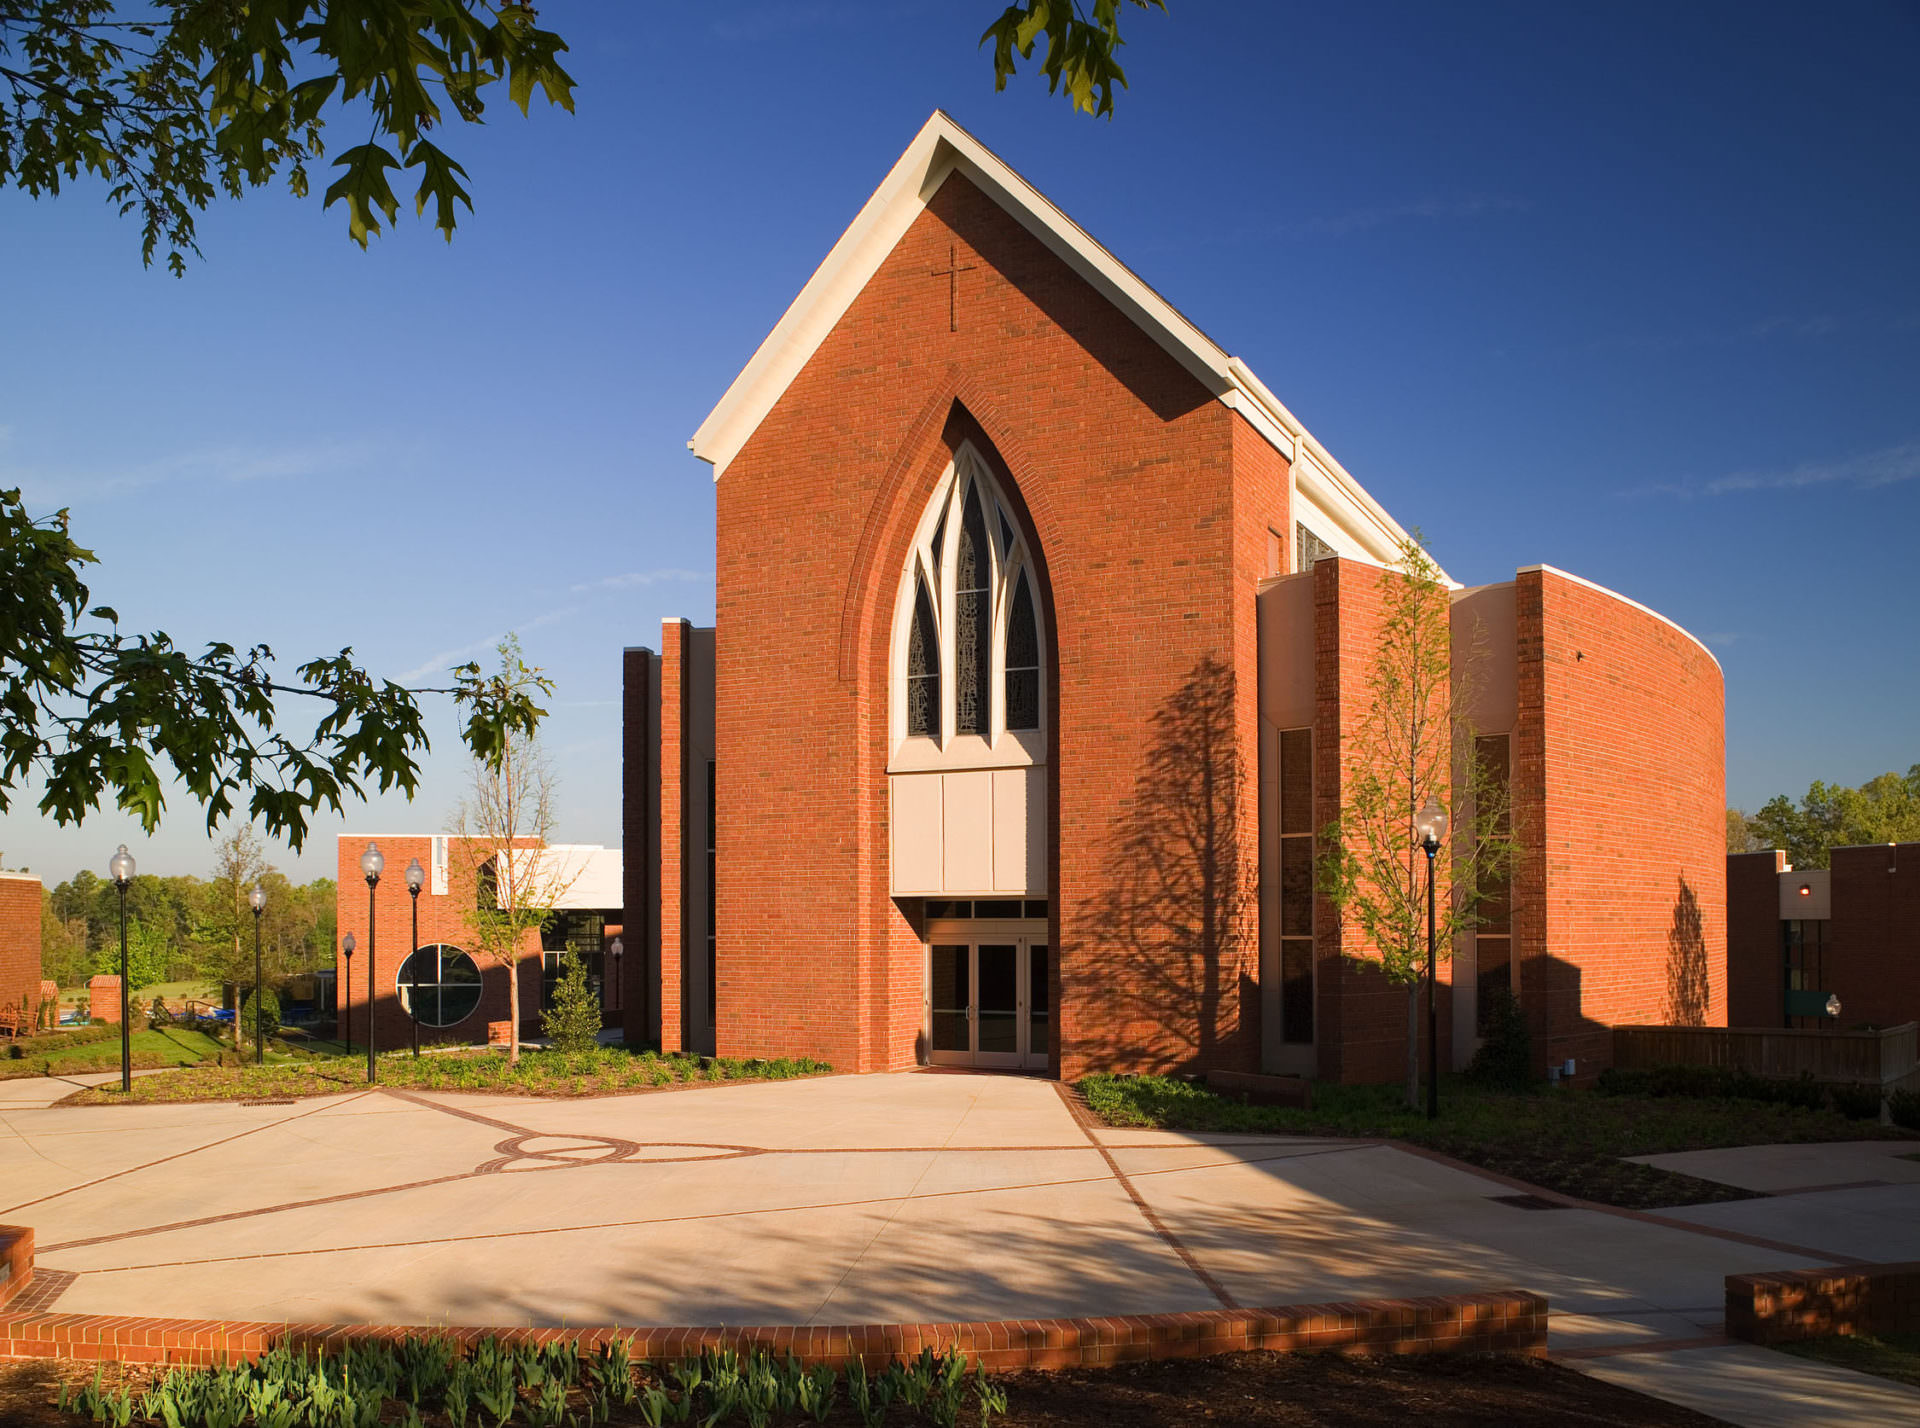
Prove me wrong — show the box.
[7,1022,118,1059]
[1597,1063,1829,1109]
[1890,1088,1920,1132]
[1466,988,1534,1090]
[540,951,603,1054]
[1828,1082,1885,1121]
[239,986,282,1044]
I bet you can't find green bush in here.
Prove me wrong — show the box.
[239,986,282,1043]
[540,951,603,1054]
[1890,1088,1920,1132]
[1596,1063,1829,1110]
[1465,988,1534,1090]
[7,1022,118,1059]
[1829,1082,1885,1121]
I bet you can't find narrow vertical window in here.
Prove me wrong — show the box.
[1278,727,1315,1044]
[1005,570,1040,731]
[1474,734,1512,1034]
[930,507,947,575]
[955,482,991,735]
[907,581,940,737]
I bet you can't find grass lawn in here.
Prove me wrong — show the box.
[1777,1332,1920,1390]
[0,1028,226,1079]
[63,1045,832,1103]
[1080,1073,1917,1210]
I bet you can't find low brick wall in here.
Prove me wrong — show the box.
[0,1226,30,1312]
[0,1292,1547,1370]
[1727,1263,1920,1344]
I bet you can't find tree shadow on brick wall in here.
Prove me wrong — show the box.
[1666,876,1709,1027]
[1068,656,1255,1072]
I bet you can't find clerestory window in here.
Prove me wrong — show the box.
[892,445,1045,755]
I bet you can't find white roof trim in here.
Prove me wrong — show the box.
[689,110,1434,574]
[1518,564,1723,675]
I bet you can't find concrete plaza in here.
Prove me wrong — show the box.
[4,1069,1919,1423]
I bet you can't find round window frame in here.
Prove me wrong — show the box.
[395,944,484,1028]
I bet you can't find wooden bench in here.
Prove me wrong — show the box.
[0,1004,28,1040]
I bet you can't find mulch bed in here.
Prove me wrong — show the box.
[0,1352,1728,1428]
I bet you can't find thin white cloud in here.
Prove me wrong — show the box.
[1287,196,1534,238]
[397,605,579,684]
[1,438,381,506]
[1631,440,1920,500]
[569,568,712,594]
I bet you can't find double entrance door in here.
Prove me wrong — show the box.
[926,921,1049,1070]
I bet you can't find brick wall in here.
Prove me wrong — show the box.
[658,621,689,1054]
[713,171,1273,1077]
[1518,569,1726,1079]
[0,1288,1550,1368]
[0,875,41,1027]
[1727,849,1786,1026]
[333,836,542,1053]
[1727,1263,1920,1344]
[86,975,121,1024]
[1827,842,1920,1031]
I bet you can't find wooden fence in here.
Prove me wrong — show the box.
[1612,1021,1919,1091]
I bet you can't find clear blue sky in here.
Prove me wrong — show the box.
[3,0,1916,885]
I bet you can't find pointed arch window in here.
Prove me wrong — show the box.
[892,446,1046,756]
[954,482,991,736]
[1005,571,1040,731]
[907,581,940,737]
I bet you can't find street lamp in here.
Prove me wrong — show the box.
[341,933,356,1055]
[109,844,135,1093]
[1414,796,1449,1121]
[249,885,267,1064]
[360,842,384,1083]
[405,857,425,1057]
[608,937,623,1015]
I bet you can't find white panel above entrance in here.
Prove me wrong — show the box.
[890,766,1047,897]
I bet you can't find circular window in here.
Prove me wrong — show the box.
[396,945,483,1027]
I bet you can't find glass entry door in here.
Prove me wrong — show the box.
[927,926,1048,1070]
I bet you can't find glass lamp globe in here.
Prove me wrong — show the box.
[1414,797,1449,849]
[343,933,356,957]
[248,885,267,913]
[360,842,384,881]
[405,857,425,892]
[109,844,136,884]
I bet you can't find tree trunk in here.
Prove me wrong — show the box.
[1405,981,1420,1110]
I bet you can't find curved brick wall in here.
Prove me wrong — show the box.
[1514,567,1727,1077]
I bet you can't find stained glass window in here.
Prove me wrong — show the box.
[955,482,991,735]
[907,580,940,737]
[1005,570,1040,731]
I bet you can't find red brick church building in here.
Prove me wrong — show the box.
[621,113,1727,1085]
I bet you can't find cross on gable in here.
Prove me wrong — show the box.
[930,243,978,333]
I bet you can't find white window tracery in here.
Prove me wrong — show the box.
[890,445,1045,767]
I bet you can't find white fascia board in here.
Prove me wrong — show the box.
[1518,563,1723,674]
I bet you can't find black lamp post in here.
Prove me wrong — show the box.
[249,885,267,1064]
[405,856,425,1057]
[360,842,384,1083]
[109,844,135,1094]
[1415,796,1449,1121]
[341,933,355,1055]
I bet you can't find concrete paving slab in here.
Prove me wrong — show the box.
[1654,1181,1920,1265]
[1574,1343,1920,1428]
[1630,1140,1920,1193]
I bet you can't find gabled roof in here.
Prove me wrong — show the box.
[690,110,1425,570]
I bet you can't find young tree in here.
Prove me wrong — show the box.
[192,824,272,989]
[1318,537,1520,1111]
[451,636,568,1066]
